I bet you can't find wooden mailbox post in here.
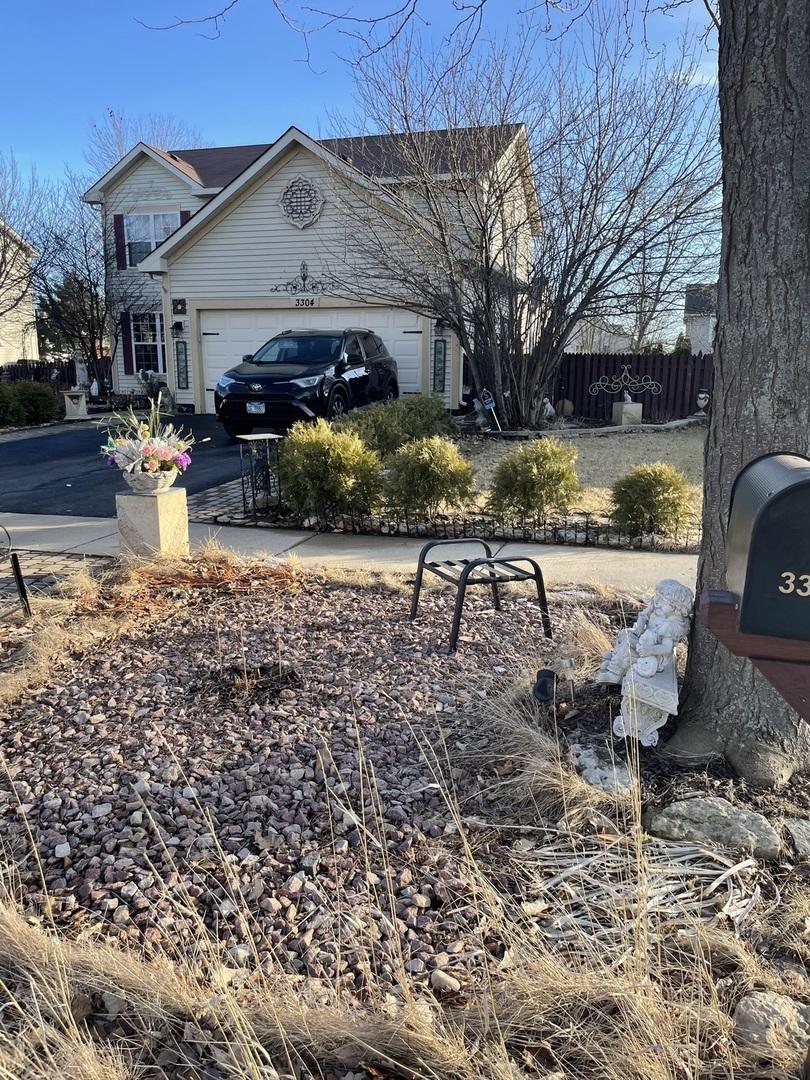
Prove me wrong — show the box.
[701,452,810,717]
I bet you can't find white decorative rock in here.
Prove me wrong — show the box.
[116,488,189,558]
[733,991,810,1060]
[645,796,781,860]
[611,401,643,426]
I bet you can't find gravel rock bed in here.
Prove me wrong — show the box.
[0,576,554,999]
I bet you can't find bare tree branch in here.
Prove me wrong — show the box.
[85,109,204,176]
[0,153,49,331]
[321,19,718,426]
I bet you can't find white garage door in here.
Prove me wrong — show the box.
[200,306,423,413]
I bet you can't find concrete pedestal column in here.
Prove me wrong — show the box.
[116,488,189,558]
[612,402,644,426]
[62,390,89,420]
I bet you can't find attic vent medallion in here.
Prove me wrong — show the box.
[280,176,324,229]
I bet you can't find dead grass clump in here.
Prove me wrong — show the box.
[466,685,629,824]
[0,604,120,711]
[114,540,301,602]
[549,605,614,680]
[478,953,730,1080]
[0,895,743,1080]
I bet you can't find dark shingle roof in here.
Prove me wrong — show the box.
[684,283,717,317]
[161,125,522,190]
[155,143,273,188]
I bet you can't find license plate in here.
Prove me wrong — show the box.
[246,402,266,414]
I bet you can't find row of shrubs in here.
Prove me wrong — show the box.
[281,420,474,519]
[0,382,58,427]
[281,397,693,533]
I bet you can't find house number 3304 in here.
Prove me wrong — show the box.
[779,572,810,596]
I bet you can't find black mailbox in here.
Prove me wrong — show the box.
[726,452,810,641]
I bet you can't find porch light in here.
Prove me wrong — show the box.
[170,321,184,340]
[435,317,447,334]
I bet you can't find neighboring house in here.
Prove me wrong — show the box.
[0,221,39,365]
[566,319,633,354]
[83,125,540,413]
[683,282,716,354]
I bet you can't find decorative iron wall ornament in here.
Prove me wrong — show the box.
[588,364,663,397]
[279,176,324,229]
[269,261,333,295]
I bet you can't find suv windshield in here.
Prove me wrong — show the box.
[251,334,342,365]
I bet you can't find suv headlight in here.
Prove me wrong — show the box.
[216,374,237,392]
[290,375,322,389]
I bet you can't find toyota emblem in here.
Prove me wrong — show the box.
[249,383,263,392]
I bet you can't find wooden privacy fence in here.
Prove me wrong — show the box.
[0,357,114,390]
[553,352,714,422]
[0,358,76,386]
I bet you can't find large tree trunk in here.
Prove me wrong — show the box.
[667,0,810,787]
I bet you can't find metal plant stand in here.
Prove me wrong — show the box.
[410,538,553,651]
[237,433,284,521]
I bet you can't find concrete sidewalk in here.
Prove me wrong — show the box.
[1,512,697,591]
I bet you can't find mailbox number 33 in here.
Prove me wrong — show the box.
[778,572,810,596]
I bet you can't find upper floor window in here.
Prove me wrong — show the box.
[124,212,180,267]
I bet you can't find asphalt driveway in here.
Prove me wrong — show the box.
[0,416,241,517]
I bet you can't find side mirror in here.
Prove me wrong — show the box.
[242,353,253,362]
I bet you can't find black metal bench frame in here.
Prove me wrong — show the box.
[410,538,552,651]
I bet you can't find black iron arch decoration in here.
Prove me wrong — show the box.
[588,364,663,397]
[269,261,333,295]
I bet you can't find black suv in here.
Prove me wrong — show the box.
[214,328,399,437]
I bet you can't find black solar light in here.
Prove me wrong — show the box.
[531,668,557,703]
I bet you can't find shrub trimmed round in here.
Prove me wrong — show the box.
[0,384,26,428]
[280,419,383,515]
[386,436,474,518]
[610,462,691,536]
[0,382,57,426]
[488,438,580,520]
[337,394,451,460]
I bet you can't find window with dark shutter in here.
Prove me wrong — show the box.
[120,312,134,375]
[113,215,126,270]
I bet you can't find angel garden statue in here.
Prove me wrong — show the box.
[595,579,694,747]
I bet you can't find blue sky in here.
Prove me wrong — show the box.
[3,0,711,180]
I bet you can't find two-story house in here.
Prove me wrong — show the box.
[0,220,39,365]
[83,124,539,414]
[683,282,717,355]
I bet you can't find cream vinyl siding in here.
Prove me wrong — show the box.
[0,293,39,364]
[104,157,208,391]
[168,150,379,298]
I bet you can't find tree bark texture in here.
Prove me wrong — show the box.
[671,0,810,787]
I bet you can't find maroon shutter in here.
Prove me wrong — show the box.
[120,312,134,375]
[113,215,127,270]
[179,210,191,226]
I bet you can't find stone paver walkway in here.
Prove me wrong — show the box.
[1,512,698,597]
[0,548,111,617]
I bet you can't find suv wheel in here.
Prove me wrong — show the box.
[327,390,347,420]
[384,383,398,401]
